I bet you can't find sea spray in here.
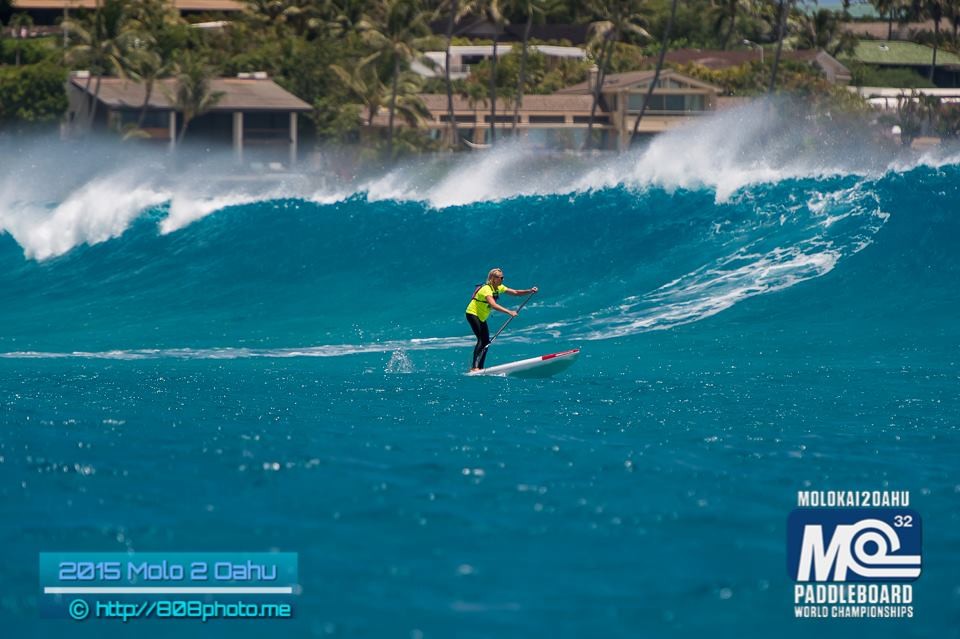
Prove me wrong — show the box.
[385,349,414,374]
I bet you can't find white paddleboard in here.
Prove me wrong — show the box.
[467,348,580,378]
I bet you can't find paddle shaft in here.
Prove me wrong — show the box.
[482,291,536,353]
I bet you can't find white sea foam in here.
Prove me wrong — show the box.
[0,99,949,261]
[0,336,471,360]
[161,192,259,234]
[0,173,168,260]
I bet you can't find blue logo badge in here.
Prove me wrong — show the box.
[787,508,922,582]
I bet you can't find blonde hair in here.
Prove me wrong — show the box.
[486,268,504,285]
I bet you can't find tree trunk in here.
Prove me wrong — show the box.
[887,10,893,40]
[488,32,499,145]
[629,0,678,148]
[930,19,939,83]
[768,0,789,93]
[722,0,737,50]
[137,79,154,129]
[88,73,103,130]
[388,56,399,156]
[88,0,102,131]
[178,113,190,145]
[512,10,533,133]
[444,0,458,148]
[585,30,614,151]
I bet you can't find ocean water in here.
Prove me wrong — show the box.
[1,103,958,637]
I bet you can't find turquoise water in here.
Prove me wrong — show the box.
[1,106,958,636]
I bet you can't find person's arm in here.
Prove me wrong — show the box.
[505,286,538,296]
[486,295,518,317]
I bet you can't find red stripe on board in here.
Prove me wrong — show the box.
[541,349,580,361]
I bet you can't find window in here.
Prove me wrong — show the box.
[116,109,168,129]
[665,95,685,111]
[439,114,477,123]
[572,115,609,124]
[529,115,565,124]
[626,93,707,113]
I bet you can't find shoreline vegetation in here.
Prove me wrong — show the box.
[2,0,960,158]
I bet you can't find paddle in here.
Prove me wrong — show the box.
[481,290,537,354]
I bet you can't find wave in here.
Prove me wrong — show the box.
[0,100,953,261]
[1,100,957,356]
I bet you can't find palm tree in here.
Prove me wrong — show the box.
[476,0,508,144]
[330,52,387,137]
[923,0,944,83]
[358,0,432,156]
[768,0,790,93]
[441,0,476,148]
[243,0,336,38]
[125,0,182,128]
[947,0,960,43]
[871,0,901,40]
[709,0,753,50]
[794,8,858,57]
[584,0,651,150]
[169,52,224,144]
[509,0,545,132]
[9,12,33,66]
[64,0,138,129]
[389,70,433,129]
[628,0,678,148]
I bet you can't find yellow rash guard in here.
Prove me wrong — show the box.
[465,284,507,322]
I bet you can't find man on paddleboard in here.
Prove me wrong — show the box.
[466,268,537,371]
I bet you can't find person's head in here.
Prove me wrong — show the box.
[487,268,504,286]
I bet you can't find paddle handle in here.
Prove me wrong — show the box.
[483,290,536,352]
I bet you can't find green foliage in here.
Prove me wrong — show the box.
[675,61,769,95]
[937,103,960,137]
[391,126,445,154]
[849,63,936,88]
[0,0,913,150]
[0,35,59,66]
[313,95,363,142]
[792,9,859,57]
[462,48,591,96]
[606,41,647,72]
[875,92,960,142]
[538,57,590,92]
[677,59,870,115]
[0,61,68,128]
[169,50,224,142]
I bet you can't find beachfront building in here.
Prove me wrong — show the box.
[844,41,960,87]
[852,86,960,109]
[66,72,311,164]
[431,17,590,46]
[398,70,721,151]
[556,70,722,150]
[399,93,600,149]
[413,44,587,80]
[665,48,852,85]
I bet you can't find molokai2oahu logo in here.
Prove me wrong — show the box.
[787,491,921,619]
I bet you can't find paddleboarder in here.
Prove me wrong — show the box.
[466,268,537,371]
